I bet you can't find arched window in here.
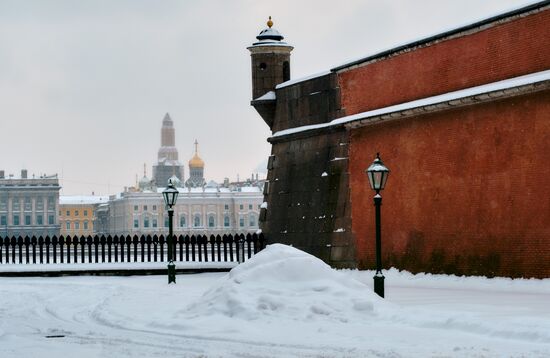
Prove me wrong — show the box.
[249,215,256,227]
[194,214,201,228]
[180,215,186,227]
[224,215,230,227]
[208,215,215,228]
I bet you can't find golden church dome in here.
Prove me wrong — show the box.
[189,153,204,168]
[188,140,205,168]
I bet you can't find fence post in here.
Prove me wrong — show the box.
[238,235,245,264]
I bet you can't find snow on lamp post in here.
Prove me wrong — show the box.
[365,153,390,298]
[162,178,179,284]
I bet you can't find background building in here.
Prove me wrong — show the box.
[97,184,263,236]
[0,170,60,238]
[153,113,185,187]
[250,3,550,278]
[59,195,110,236]
[94,114,264,235]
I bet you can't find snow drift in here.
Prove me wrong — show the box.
[181,244,384,322]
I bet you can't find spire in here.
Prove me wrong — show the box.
[143,163,147,177]
[163,112,173,125]
[267,16,273,28]
[194,139,199,155]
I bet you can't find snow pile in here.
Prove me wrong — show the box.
[181,244,384,322]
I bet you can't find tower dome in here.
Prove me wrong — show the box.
[254,16,285,44]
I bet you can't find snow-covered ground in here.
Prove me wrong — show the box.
[1,244,549,358]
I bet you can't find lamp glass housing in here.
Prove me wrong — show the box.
[162,179,179,208]
[366,154,390,192]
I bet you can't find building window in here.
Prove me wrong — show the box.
[194,214,201,228]
[258,204,261,210]
[144,205,148,211]
[74,221,80,230]
[24,215,31,225]
[36,198,44,211]
[153,219,158,228]
[239,216,244,228]
[180,216,186,227]
[239,204,243,210]
[24,197,32,211]
[224,204,229,210]
[83,221,88,230]
[144,217,150,228]
[249,215,256,227]
[0,197,7,211]
[134,205,138,211]
[164,216,169,228]
[248,204,252,210]
[224,215,230,227]
[84,210,88,216]
[134,219,139,228]
[208,215,215,228]
[48,215,54,225]
[47,196,55,210]
[0,215,6,226]
[13,214,19,226]
[153,205,157,211]
[66,210,70,216]
[13,198,20,211]
[36,214,43,225]
[75,210,79,216]
[66,222,70,230]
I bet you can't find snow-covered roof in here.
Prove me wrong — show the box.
[275,70,332,90]
[271,69,550,139]
[239,186,261,193]
[59,195,110,205]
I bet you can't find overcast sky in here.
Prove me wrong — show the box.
[0,0,538,195]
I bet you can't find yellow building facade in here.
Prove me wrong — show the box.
[59,196,109,236]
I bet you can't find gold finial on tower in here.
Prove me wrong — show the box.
[267,16,273,28]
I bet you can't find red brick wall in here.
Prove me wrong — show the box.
[338,9,550,116]
[349,91,550,278]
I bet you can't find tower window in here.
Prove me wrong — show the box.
[259,62,267,71]
[283,61,290,81]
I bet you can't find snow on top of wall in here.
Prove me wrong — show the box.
[255,91,276,101]
[59,195,110,205]
[271,69,550,139]
[275,70,332,90]
[331,0,545,71]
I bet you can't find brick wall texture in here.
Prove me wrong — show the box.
[349,91,550,278]
[338,8,550,116]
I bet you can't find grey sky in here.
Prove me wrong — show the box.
[0,0,536,195]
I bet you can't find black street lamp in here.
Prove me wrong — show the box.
[365,153,390,298]
[162,178,179,284]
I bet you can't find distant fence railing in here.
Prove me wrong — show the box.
[0,233,266,265]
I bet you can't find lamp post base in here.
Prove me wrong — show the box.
[374,273,384,298]
[168,261,176,284]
